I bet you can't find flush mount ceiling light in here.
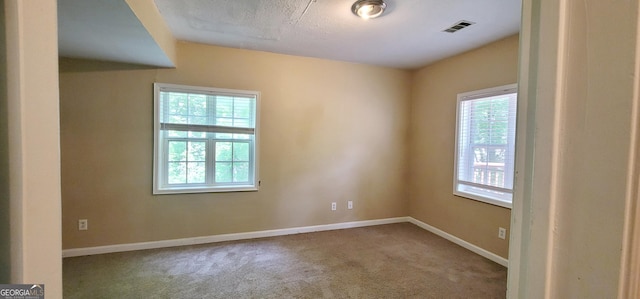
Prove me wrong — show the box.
[351,0,387,19]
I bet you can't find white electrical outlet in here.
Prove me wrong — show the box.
[78,219,88,231]
[331,202,337,211]
[498,227,507,240]
[348,201,353,209]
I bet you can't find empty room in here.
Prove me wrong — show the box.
[3,0,640,298]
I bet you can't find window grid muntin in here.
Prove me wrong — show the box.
[213,140,253,184]
[163,137,209,187]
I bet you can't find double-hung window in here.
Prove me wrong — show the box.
[454,84,517,208]
[153,83,259,194]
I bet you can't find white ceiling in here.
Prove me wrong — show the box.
[58,0,174,67]
[58,0,521,70]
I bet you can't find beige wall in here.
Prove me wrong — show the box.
[60,42,411,249]
[408,35,519,259]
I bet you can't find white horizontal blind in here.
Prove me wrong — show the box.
[158,89,256,135]
[454,84,517,207]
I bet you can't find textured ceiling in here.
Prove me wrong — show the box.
[57,0,521,69]
[153,0,522,69]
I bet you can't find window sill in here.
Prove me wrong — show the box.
[153,185,258,195]
[454,188,512,209]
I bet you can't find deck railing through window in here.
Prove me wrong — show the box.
[471,144,507,188]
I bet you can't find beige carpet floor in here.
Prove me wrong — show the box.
[63,223,507,298]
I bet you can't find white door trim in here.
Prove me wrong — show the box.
[507,0,569,297]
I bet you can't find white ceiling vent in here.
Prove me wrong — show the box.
[443,20,475,33]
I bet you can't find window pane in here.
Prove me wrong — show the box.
[233,133,251,140]
[216,142,232,161]
[216,97,233,118]
[215,162,232,183]
[188,131,206,138]
[233,142,249,161]
[488,147,506,163]
[167,130,187,138]
[212,96,256,128]
[188,141,206,161]
[189,116,208,125]
[168,162,186,184]
[216,118,233,126]
[471,148,507,187]
[168,141,186,162]
[234,99,251,119]
[233,118,250,128]
[467,98,510,190]
[168,115,188,124]
[187,162,206,183]
[470,98,509,145]
[233,162,249,182]
[168,93,187,115]
[189,94,207,116]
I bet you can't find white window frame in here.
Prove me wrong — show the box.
[153,83,260,194]
[453,83,517,209]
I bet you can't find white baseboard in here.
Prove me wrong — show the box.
[407,217,509,267]
[63,216,508,268]
[62,217,410,258]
